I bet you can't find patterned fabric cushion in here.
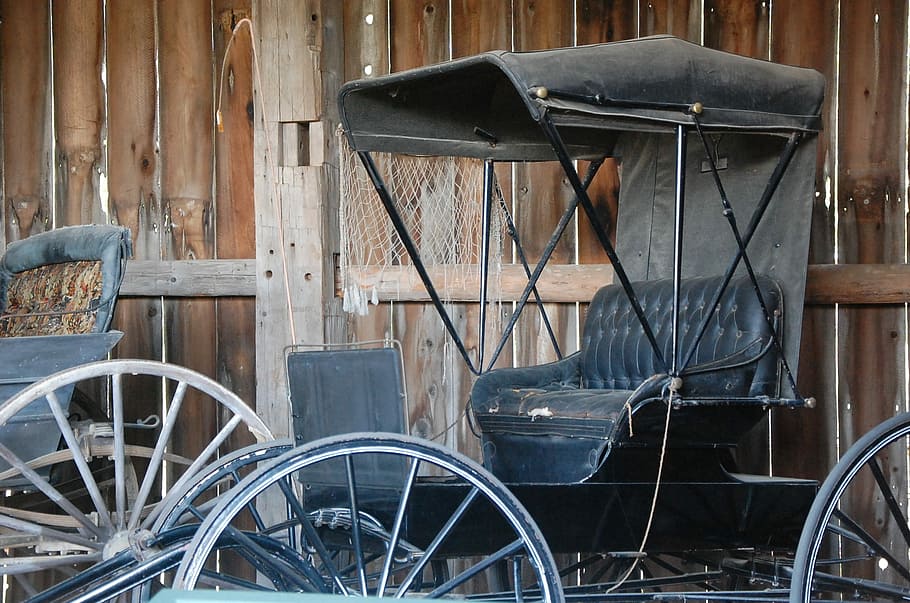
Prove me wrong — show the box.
[0,260,103,337]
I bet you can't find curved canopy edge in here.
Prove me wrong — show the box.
[339,35,825,160]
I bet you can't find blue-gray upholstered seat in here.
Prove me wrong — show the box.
[470,274,782,484]
[0,225,132,336]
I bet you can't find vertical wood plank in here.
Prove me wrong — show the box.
[640,0,699,40]
[576,0,636,267]
[388,0,459,450]
[0,0,51,240]
[107,0,161,262]
[451,0,512,57]
[213,1,256,443]
[277,0,322,122]
[390,0,448,68]
[52,0,104,227]
[342,0,393,348]
[107,0,163,357]
[704,0,769,59]
[769,0,838,481]
[513,0,576,369]
[449,0,513,459]
[105,2,165,533]
[450,0,513,374]
[836,0,908,568]
[158,0,218,466]
[577,0,637,44]
[343,0,390,81]
[0,17,3,250]
[321,1,347,344]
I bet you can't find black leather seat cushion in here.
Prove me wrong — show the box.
[470,275,782,483]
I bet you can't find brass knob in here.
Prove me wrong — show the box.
[690,101,704,115]
[534,86,549,99]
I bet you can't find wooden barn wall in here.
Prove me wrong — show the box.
[0,0,257,461]
[340,0,909,489]
[0,0,907,553]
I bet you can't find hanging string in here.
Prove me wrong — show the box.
[606,377,678,593]
[216,17,298,344]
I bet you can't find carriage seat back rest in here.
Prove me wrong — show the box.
[471,274,782,417]
[0,225,132,337]
[579,275,781,397]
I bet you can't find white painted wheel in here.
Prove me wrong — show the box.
[0,359,272,598]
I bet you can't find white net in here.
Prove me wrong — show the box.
[339,131,506,315]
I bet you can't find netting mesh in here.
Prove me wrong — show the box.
[339,131,506,315]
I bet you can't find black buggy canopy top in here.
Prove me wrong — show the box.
[337,35,823,388]
[339,35,825,160]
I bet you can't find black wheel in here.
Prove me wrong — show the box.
[22,441,297,603]
[171,433,564,603]
[791,412,910,602]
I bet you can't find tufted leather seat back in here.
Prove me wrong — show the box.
[580,275,781,397]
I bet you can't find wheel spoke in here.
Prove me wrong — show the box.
[112,373,127,530]
[0,441,105,539]
[868,457,910,548]
[46,390,114,533]
[345,454,369,596]
[425,538,525,598]
[378,456,421,596]
[128,380,189,531]
[276,475,350,594]
[148,414,245,529]
[221,527,314,591]
[514,554,525,603]
[396,485,481,597]
[832,508,910,583]
[0,512,98,551]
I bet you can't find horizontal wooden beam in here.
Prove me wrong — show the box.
[339,264,616,303]
[120,260,910,305]
[805,263,910,305]
[121,259,256,297]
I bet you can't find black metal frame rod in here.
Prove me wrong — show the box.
[539,87,695,113]
[478,160,495,370]
[485,157,606,371]
[677,129,804,399]
[537,112,668,372]
[357,151,481,373]
[492,185,564,366]
[670,125,688,376]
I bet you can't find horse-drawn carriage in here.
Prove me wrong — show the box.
[0,35,902,603]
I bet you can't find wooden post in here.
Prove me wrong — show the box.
[0,0,51,240]
[52,0,104,227]
[255,0,327,439]
[158,0,217,466]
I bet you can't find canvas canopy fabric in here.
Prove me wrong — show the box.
[339,35,825,160]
